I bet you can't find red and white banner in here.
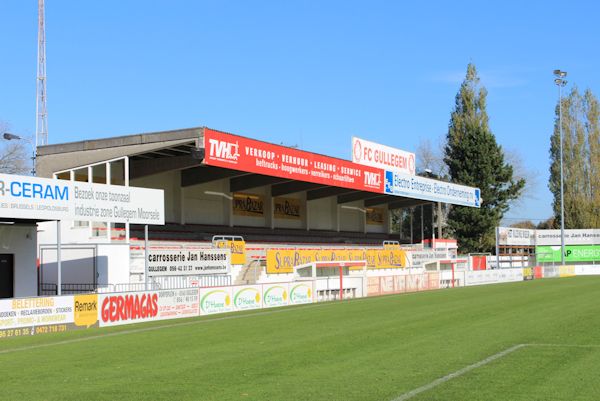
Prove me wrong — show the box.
[204,128,384,193]
[98,289,199,327]
[352,137,416,175]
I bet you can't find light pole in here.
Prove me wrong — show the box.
[554,69,568,265]
[2,132,36,176]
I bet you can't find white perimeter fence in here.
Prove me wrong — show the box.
[2,266,599,339]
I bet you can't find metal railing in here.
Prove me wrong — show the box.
[39,283,97,296]
[40,274,233,295]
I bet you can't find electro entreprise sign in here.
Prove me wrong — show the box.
[384,170,481,208]
[0,173,164,224]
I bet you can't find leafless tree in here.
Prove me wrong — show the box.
[504,146,538,208]
[416,136,448,178]
[0,121,31,175]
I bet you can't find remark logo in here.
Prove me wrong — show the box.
[208,138,240,162]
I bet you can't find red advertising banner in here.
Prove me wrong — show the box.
[203,128,384,193]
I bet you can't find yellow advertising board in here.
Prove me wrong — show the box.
[266,248,408,273]
[232,193,264,217]
[366,207,384,225]
[273,197,301,220]
[73,294,98,328]
[559,265,576,278]
[215,240,246,265]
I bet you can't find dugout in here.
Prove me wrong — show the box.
[293,260,367,301]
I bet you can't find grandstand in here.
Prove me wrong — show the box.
[34,126,478,293]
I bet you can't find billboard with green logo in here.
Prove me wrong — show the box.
[536,245,600,262]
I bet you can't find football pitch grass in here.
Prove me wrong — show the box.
[1,277,600,401]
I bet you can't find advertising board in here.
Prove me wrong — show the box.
[262,284,289,308]
[352,137,416,175]
[199,286,234,315]
[204,128,384,193]
[367,273,439,296]
[232,285,262,311]
[273,197,301,220]
[0,173,164,224]
[535,229,600,246]
[383,170,480,207]
[0,296,73,337]
[463,269,524,286]
[215,240,246,265]
[232,193,264,217]
[98,289,199,327]
[559,265,576,277]
[0,295,100,337]
[148,249,230,276]
[288,282,313,304]
[536,245,600,263]
[410,250,449,267]
[497,227,535,246]
[365,207,384,225]
[266,248,407,273]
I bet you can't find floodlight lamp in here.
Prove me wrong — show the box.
[3,132,21,140]
[553,69,567,78]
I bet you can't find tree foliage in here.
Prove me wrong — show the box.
[444,64,525,253]
[510,220,537,230]
[549,87,600,228]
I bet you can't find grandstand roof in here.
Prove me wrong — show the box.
[36,126,432,210]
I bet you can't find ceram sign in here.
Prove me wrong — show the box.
[0,173,164,225]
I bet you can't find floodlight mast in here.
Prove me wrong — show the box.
[554,69,568,265]
[36,0,48,148]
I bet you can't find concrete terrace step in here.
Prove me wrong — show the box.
[129,223,396,245]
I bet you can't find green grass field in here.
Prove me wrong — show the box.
[1,277,600,401]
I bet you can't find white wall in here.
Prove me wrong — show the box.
[307,198,336,230]
[339,201,363,232]
[38,220,103,244]
[0,225,37,298]
[131,170,180,223]
[38,243,130,287]
[184,179,229,225]
[99,244,131,284]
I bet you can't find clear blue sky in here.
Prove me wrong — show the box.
[1,0,598,224]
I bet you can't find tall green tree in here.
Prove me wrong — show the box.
[549,87,600,228]
[444,64,525,253]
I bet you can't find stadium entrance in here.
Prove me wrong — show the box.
[0,254,14,298]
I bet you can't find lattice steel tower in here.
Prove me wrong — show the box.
[36,0,48,147]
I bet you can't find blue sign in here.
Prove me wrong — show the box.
[384,170,480,208]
